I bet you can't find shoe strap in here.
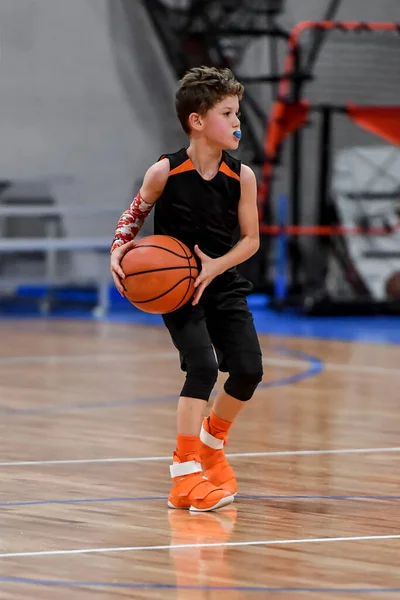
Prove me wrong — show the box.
[200,424,224,450]
[170,459,202,479]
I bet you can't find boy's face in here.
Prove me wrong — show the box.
[196,95,241,150]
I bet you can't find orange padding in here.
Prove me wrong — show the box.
[258,101,310,210]
[346,105,400,146]
[265,100,310,162]
[259,223,400,236]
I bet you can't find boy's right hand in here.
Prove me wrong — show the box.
[110,240,136,296]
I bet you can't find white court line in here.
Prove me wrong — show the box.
[1,533,399,559]
[1,446,400,467]
[0,352,176,366]
[0,352,399,378]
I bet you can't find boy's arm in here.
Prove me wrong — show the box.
[217,163,260,270]
[110,158,169,295]
[192,164,260,304]
[111,158,170,252]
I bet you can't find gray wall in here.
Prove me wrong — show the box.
[0,0,183,275]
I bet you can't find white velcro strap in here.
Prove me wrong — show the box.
[169,460,202,479]
[200,425,224,450]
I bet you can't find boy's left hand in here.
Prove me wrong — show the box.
[192,245,222,305]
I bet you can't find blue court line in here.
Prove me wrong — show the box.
[0,346,323,416]
[262,346,323,388]
[0,577,398,593]
[1,494,399,508]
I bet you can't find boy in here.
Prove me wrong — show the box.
[110,66,263,512]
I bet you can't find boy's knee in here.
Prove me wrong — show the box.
[180,350,218,401]
[224,354,263,402]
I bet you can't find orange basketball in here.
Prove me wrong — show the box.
[120,235,199,314]
[385,271,400,299]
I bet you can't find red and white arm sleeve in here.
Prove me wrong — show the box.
[111,192,153,253]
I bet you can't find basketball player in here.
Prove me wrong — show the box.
[110,66,263,511]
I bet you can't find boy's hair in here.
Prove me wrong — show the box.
[175,66,244,134]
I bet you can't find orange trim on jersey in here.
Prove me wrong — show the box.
[169,159,196,177]
[219,161,240,182]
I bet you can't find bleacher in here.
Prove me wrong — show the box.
[0,202,120,316]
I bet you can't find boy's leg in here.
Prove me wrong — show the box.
[200,293,263,495]
[162,303,234,512]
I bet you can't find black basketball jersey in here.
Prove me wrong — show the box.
[153,148,242,260]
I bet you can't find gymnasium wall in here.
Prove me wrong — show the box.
[0,0,182,275]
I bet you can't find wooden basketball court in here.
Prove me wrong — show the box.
[0,317,399,598]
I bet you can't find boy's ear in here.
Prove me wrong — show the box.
[188,112,204,132]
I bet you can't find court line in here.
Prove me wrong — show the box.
[265,356,400,377]
[0,393,178,415]
[0,576,399,593]
[0,351,176,366]
[1,533,399,559]
[0,346,398,377]
[5,345,391,416]
[1,446,400,467]
[1,494,400,508]
[0,346,323,415]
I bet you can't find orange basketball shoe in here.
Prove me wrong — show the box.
[168,453,234,512]
[199,416,237,496]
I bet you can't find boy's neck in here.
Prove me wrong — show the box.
[186,141,223,181]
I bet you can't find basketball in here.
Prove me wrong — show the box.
[120,235,199,314]
[385,271,400,300]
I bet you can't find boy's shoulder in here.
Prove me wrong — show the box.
[221,150,242,176]
[157,148,187,171]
